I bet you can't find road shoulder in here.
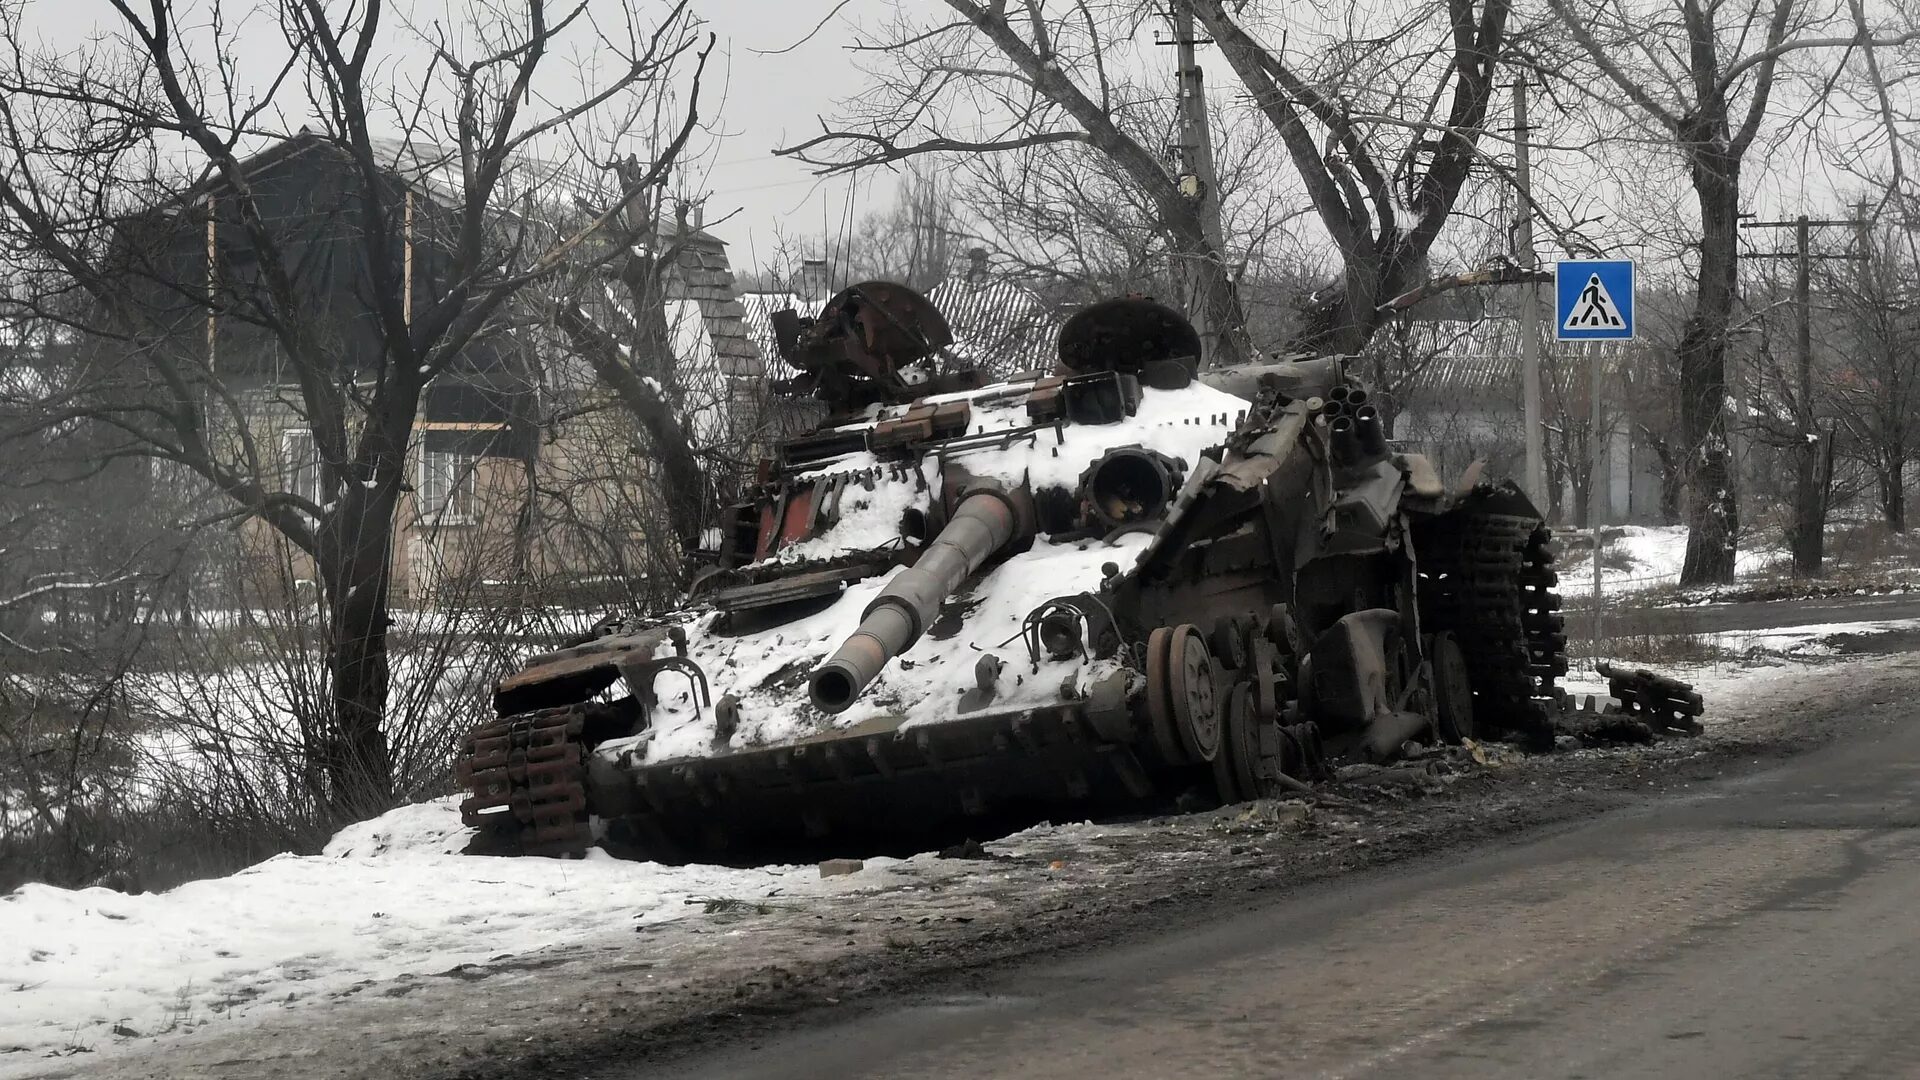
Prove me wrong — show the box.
[20,655,1914,1080]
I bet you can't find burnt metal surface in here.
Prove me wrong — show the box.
[492,629,673,717]
[773,281,959,411]
[455,283,1707,864]
[1057,295,1203,376]
[457,706,592,857]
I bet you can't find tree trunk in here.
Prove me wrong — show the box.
[317,484,398,824]
[1641,430,1686,524]
[555,302,709,555]
[1790,436,1824,576]
[1659,463,1685,525]
[1167,212,1251,368]
[1678,150,1741,584]
[1288,245,1429,357]
[1883,458,1906,532]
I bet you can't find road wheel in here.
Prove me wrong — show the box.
[1145,627,1185,766]
[1168,624,1221,764]
[1429,631,1475,745]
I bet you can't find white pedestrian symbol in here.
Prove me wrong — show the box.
[1563,273,1625,330]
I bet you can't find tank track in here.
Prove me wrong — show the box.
[455,705,593,857]
[1417,510,1568,746]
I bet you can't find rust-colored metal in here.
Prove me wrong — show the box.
[1213,683,1259,804]
[1144,627,1183,766]
[458,706,591,858]
[773,281,955,408]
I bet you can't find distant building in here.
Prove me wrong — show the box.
[1368,317,1663,524]
[110,131,770,608]
[926,249,1060,378]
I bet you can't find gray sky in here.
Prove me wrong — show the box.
[36,0,901,274]
[29,0,1899,283]
[683,2,897,272]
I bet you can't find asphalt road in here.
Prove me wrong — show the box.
[1567,589,1920,638]
[650,694,1920,1080]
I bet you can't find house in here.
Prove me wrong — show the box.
[112,131,770,609]
[1367,317,1666,524]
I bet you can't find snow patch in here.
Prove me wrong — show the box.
[1558,525,1781,596]
[0,798,876,1065]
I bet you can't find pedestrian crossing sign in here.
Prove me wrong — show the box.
[1555,259,1635,341]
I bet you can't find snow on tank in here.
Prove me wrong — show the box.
[602,369,1250,767]
[455,285,1650,864]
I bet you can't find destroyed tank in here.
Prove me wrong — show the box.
[456,284,1698,863]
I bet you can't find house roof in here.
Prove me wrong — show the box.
[739,275,1061,384]
[736,290,812,381]
[654,228,760,378]
[172,132,762,402]
[191,131,726,249]
[925,276,1059,378]
[1370,318,1631,396]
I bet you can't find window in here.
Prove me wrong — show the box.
[419,446,477,524]
[282,428,324,507]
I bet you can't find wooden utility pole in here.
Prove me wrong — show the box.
[1511,79,1546,507]
[1741,212,1866,577]
[1168,3,1226,366]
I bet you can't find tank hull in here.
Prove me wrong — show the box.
[588,702,1172,864]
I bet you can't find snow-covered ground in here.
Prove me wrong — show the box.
[8,615,1918,1073]
[1706,618,1920,658]
[1560,615,1920,691]
[0,800,928,1067]
[1556,524,1782,597]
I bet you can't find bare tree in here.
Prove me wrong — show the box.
[774,2,1266,367]
[1188,0,1516,353]
[1822,208,1920,532]
[776,1,1517,364]
[0,0,711,822]
[1545,0,1920,583]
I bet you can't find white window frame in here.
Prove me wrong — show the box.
[281,428,324,508]
[418,445,478,525]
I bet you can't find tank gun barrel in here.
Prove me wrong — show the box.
[809,490,1019,714]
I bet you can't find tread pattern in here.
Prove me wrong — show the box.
[1416,509,1568,745]
[455,706,593,857]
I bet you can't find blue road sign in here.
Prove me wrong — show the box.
[1555,259,1635,341]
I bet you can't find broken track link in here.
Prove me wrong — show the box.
[1416,509,1568,747]
[456,706,593,858]
[1552,693,1657,747]
[1596,661,1706,735]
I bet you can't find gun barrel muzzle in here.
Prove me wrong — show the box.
[808,490,1018,713]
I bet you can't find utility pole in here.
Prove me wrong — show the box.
[1795,214,1814,577]
[1742,212,1866,577]
[1590,341,1603,647]
[1511,79,1546,508]
[1168,3,1226,366]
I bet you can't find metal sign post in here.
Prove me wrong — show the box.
[1556,259,1635,662]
